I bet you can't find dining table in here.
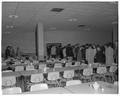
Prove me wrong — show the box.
[23,87,71,94]
[64,81,118,94]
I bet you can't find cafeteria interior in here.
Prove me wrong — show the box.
[1,1,119,95]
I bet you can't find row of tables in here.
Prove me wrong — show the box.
[2,63,117,77]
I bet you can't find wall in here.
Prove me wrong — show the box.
[113,23,118,42]
[45,30,112,46]
[2,29,112,55]
[2,32,36,54]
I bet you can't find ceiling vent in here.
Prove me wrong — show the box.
[51,8,64,12]
[78,25,86,27]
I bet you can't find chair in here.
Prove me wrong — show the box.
[74,62,80,66]
[94,67,107,82]
[109,66,117,73]
[114,81,118,86]
[48,72,60,80]
[81,68,93,83]
[66,80,82,86]
[54,63,62,68]
[105,65,118,83]
[2,76,16,87]
[2,87,22,94]
[63,70,74,79]
[15,66,24,71]
[47,72,60,87]
[30,83,48,92]
[31,73,44,83]
[39,64,46,69]
[2,62,7,65]
[65,62,72,67]
[61,59,67,63]
[26,65,34,71]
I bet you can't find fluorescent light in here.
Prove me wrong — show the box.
[6,25,14,28]
[68,18,77,22]
[4,31,11,34]
[9,15,18,18]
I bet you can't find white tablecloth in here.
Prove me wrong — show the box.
[64,81,118,94]
[23,87,71,94]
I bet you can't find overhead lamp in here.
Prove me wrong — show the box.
[4,31,11,34]
[9,15,18,18]
[68,18,77,22]
[6,25,14,28]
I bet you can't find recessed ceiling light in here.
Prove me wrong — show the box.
[9,15,18,18]
[68,18,77,22]
[3,31,11,34]
[6,25,14,28]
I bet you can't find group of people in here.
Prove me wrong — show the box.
[47,42,118,64]
[3,41,118,65]
[4,46,22,59]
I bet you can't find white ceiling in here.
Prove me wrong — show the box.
[2,2,118,34]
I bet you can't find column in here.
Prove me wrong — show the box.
[36,22,45,60]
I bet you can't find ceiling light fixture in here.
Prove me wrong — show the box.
[6,25,14,28]
[68,18,77,22]
[9,15,18,18]
[4,31,11,34]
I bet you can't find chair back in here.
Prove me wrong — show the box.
[26,65,34,71]
[63,70,74,79]
[30,83,48,92]
[2,76,16,86]
[31,73,43,83]
[2,62,7,65]
[65,62,72,67]
[66,80,82,86]
[83,68,93,76]
[97,67,107,74]
[48,72,60,80]
[114,81,118,86]
[74,62,80,66]
[2,70,13,72]
[109,66,117,72]
[39,64,46,69]
[54,63,62,68]
[15,66,24,71]
[2,87,22,94]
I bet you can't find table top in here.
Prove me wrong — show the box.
[64,81,118,94]
[23,87,71,94]
[2,71,21,77]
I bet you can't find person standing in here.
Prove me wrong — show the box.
[50,45,57,58]
[105,44,114,65]
[86,45,95,64]
[66,44,74,58]
[16,47,22,57]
